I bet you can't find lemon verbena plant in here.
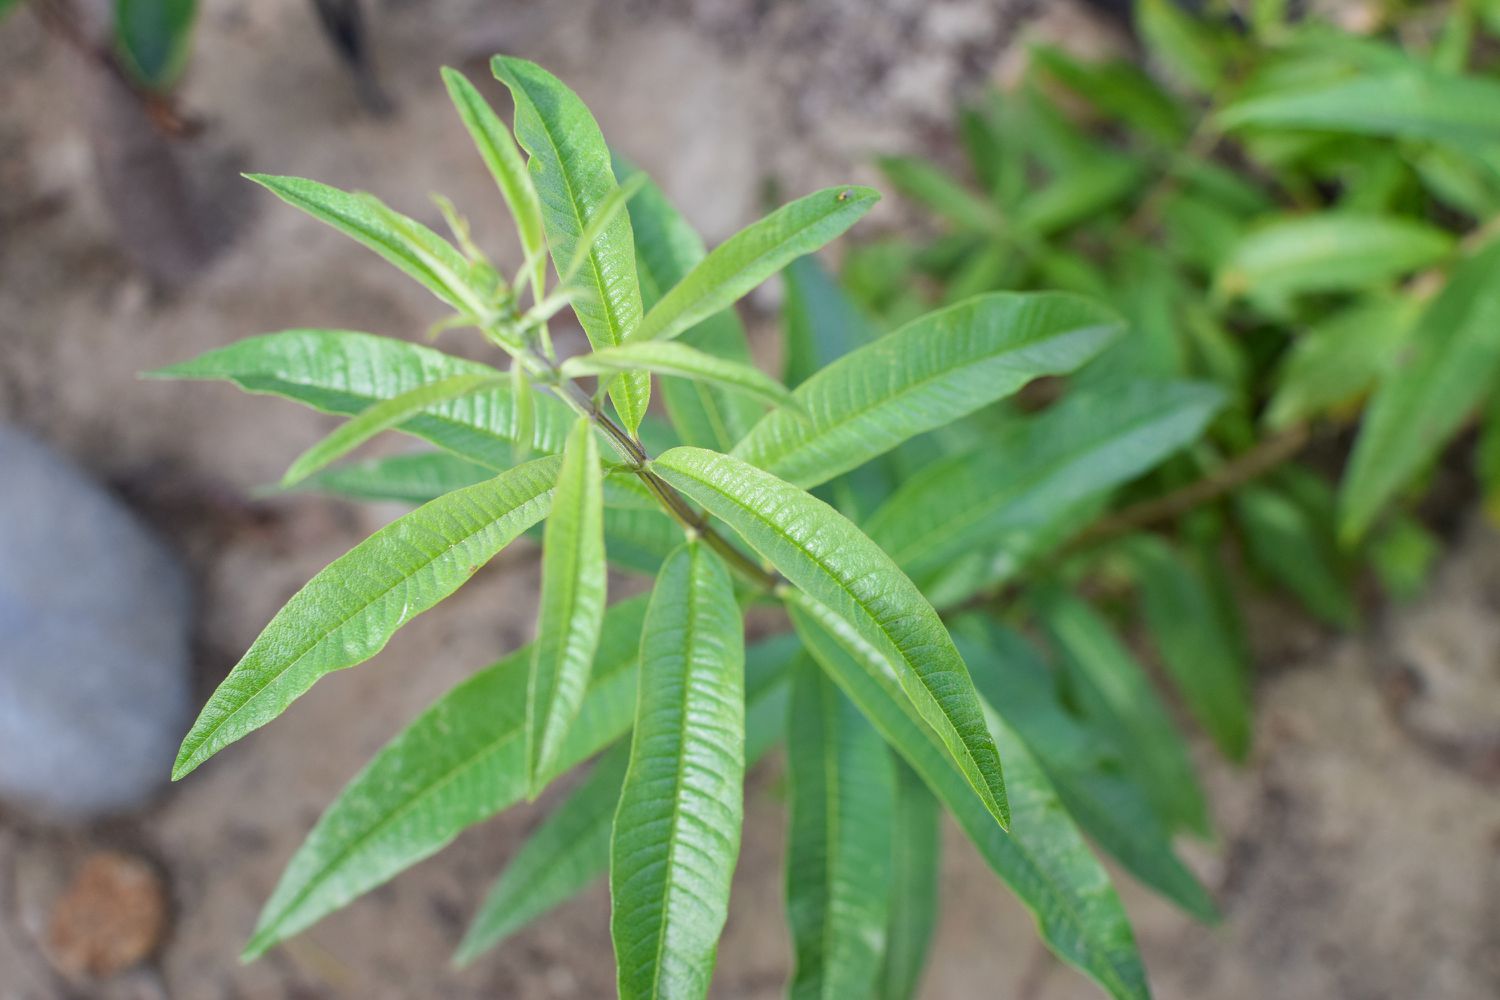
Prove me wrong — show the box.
[157,57,1226,1000]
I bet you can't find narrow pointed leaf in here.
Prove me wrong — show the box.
[440,67,547,299]
[527,419,607,792]
[615,155,762,450]
[559,173,648,289]
[782,253,880,388]
[295,451,494,504]
[457,633,799,964]
[1340,240,1500,540]
[652,447,1009,829]
[876,760,940,1000]
[281,373,504,487]
[151,329,574,467]
[562,342,793,410]
[1036,589,1211,838]
[876,156,998,230]
[491,56,650,431]
[785,659,894,1000]
[115,0,197,90]
[611,543,745,999]
[244,596,650,959]
[173,457,563,780]
[246,175,487,316]
[732,292,1124,489]
[1238,478,1356,627]
[1266,296,1418,429]
[1127,536,1252,760]
[626,186,878,345]
[789,604,1148,1000]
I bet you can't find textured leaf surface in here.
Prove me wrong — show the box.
[617,157,762,449]
[732,292,1123,489]
[790,605,1148,1000]
[866,379,1223,592]
[527,420,607,791]
[1129,536,1252,760]
[653,447,1009,829]
[457,634,797,964]
[785,660,894,1000]
[1037,590,1210,838]
[152,329,574,467]
[876,761,940,1000]
[628,187,878,345]
[1340,241,1500,540]
[243,596,649,958]
[174,457,563,780]
[611,543,745,1000]
[441,67,547,298]
[246,175,487,316]
[956,620,1217,922]
[562,341,793,410]
[492,56,649,430]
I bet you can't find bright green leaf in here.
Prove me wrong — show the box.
[877,156,998,230]
[1266,296,1418,429]
[562,341,794,410]
[1136,0,1227,92]
[294,451,494,504]
[611,543,744,1000]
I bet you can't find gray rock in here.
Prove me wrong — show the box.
[0,427,191,820]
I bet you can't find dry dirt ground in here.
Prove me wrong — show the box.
[2,2,1499,998]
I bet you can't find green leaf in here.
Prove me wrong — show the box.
[653,447,1010,830]
[1367,513,1441,602]
[295,451,494,504]
[526,420,607,793]
[1238,477,1356,628]
[150,329,575,468]
[172,456,563,781]
[616,156,762,450]
[1341,241,1500,540]
[244,596,650,959]
[611,543,745,1000]
[956,620,1218,922]
[1030,46,1188,144]
[1014,160,1143,238]
[440,67,547,299]
[875,760,940,1000]
[876,156,998,230]
[1218,69,1500,149]
[789,605,1148,1000]
[733,292,1123,489]
[491,56,649,432]
[115,0,196,90]
[245,175,488,317]
[1266,295,1418,429]
[782,253,880,388]
[1215,214,1453,306]
[785,660,895,1000]
[865,379,1224,598]
[1128,536,1252,760]
[1036,589,1211,838]
[562,341,794,411]
[626,186,879,345]
[280,373,504,487]
[456,633,798,965]
[510,362,534,464]
[1136,0,1226,92]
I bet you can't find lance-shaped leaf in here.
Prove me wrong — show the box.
[789,603,1148,1000]
[616,155,763,450]
[172,456,563,780]
[876,760,940,1000]
[456,633,799,965]
[527,419,607,793]
[653,447,1009,829]
[296,451,494,504]
[440,67,547,299]
[865,378,1224,590]
[611,543,745,1000]
[1238,474,1356,628]
[1266,295,1417,430]
[1217,68,1500,148]
[151,329,574,467]
[785,659,894,1000]
[877,156,998,231]
[492,56,650,432]
[246,175,488,317]
[783,253,880,388]
[562,341,794,410]
[625,186,878,346]
[1127,536,1252,761]
[955,620,1217,923]
[1340,240,1500,541]
[116,0,197,90]
[732,292,1123,489]
[244,595,650,960]
[280,373,505,487]
[1035,589,1211,838]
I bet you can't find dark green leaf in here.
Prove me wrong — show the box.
[782,253,880,388]
[875,761,940,1000]
[115,0,196,90]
